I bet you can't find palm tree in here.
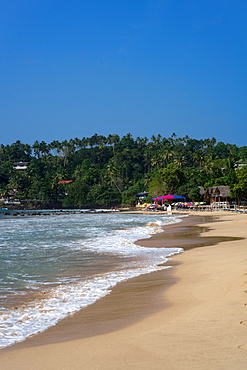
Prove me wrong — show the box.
[173,154,186,167]
[0,144,7,161]
[106,160,122,193]
[61,140,71,167]
[32,140,41,158]
[49,140,62,156]
[39,141,49,157]
[74,137,82,150]
[24,144,32,158]
[151,153,163,169]
[98,135,107,150]
[151,134,162,144]
[112,134,120,146]
[163,147,174,165]
[90,133,101,147]
[80,137,89,148]
[192,150,205,169]
[136,136,148,149]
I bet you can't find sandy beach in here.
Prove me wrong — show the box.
[1,211,247,369]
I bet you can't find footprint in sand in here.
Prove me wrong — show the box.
[240,320,247,325]
[238,344,247,350]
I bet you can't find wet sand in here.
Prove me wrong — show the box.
[1,211,247,369]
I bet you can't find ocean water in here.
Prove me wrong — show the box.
[0,211,183,348]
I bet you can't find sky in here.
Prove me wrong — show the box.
[1,0,247,147]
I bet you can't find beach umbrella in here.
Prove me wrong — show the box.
[160,195,186,200]
[152,195,185,200]
[148,204,159,209]
[152,194,186,205]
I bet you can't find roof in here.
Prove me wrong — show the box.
[57,180,73,184]
[206,186,230,197]
[13,162,29,165]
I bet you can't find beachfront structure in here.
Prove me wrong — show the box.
[13,162,29,170]
[57,180,73,197]
[204,186,231,204]
[136,192,148,205]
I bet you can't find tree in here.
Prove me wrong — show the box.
[192,150,205,169]
[32,140,41,158]
[173,154,186,167]
[162,147,174,165]
[120,133,135,148]
[0,133,245,208]
[230,165,247,202]
[160,163,185,194]
[151,153,163,169]
[39,141,49,157]
[106,159,123,194]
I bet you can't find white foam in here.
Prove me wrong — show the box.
[0,213,183,348]
[72,216,181,257]
[0,260,182,349]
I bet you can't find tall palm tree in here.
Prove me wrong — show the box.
[163,147,174,165]
[0,144,7,161]
[49,140,62,156]
[39,141,49,157]
[136,136,148,149]
[192,150,205,169]
[32,140,41,158]
[106,160,122,193]
[173,154,186,167]
[151,153,163,169]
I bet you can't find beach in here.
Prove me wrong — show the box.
[0,211,246,369]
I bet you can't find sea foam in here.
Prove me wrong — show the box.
[0,213,182,348]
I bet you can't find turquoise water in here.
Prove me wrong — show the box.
[0,211,182,348]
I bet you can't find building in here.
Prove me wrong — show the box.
[13,162,29,171]
[136,192,148,205]
[234,163,247,170]
[204,186,231,204]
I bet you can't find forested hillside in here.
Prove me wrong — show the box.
[1,133,247,208]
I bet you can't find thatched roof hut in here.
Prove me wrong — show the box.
[204,186,231,204]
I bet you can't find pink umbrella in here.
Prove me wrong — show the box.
[152,195,186,205]
[160,195,186,200]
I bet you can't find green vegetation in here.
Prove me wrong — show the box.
[0,134,246,208]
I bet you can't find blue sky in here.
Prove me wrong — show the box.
[1,0,247,146]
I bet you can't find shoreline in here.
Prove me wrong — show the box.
[1,213,216,350]
[1,211,247,369]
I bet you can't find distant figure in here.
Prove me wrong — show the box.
[167,205,172,212]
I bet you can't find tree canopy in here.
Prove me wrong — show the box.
[0,134,246,208]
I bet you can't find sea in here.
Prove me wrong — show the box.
[0,210,183,349]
